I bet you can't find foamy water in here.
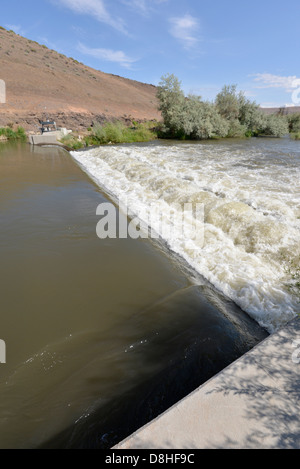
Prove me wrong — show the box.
[71,138,300,333]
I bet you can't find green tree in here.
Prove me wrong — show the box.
[261,114,289,137]
[157,75,229,139]
[215,85,241,121]
[182,96,229,139]
[238,96,265,135]
[157,74,289,140]
[287,113,300,133]
[157,74,185,136]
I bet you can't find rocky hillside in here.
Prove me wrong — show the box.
[0,27,160,131]
[260,106,300,115]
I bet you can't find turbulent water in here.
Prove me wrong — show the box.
[72,137,300,333]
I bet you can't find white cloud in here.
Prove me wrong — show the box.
[57,0,127,34]
[169,14,199,49]
[252,73,300,92]
[122,0,148,15]
[121,0,168,16]
[78,42,138,68]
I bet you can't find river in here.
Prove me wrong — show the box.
[1,136,298,448]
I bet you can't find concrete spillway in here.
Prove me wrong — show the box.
[116,318,300,449]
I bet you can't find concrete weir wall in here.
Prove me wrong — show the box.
[115,318,300,449]
[29,129,70,146]
[29,132,62,146]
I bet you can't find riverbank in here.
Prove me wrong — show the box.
[116,317,300,449]
[0,126,26,141]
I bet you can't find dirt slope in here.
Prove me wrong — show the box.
[0,27,161,131]
[260,106,300,115]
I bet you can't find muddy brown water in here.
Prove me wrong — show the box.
[0,141,267,449]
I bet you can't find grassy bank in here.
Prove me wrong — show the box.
[0,126,27,141]
[60,121,158,150]
[291,132,300,140]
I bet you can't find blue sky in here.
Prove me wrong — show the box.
[1,0,300,107]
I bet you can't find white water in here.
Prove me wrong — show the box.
[71,138,300,333]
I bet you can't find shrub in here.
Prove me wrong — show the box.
[16,126,27,140]
[157,74,185,136]
[215,85,240,121]
[226,120,247,138]
[60,134,84,150]
[216,85,266,137]
[260,114,289,137]
[90,121,156,145]
[288,113,300,133]
[291,132,300,140]
[157,74,291,140]
[0,126,27,140]
[157,75,229,139]
[238,98,266,135]
[62,122,157,149]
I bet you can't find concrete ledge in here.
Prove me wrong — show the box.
[115,318,300,449]
[29,132,64,146]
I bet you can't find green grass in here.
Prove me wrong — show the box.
[61,121,158,149]
[92,121,157,144]
[59,133,84,150]
[291,132,300,140]
[0,126,27,141]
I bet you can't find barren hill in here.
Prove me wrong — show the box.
[0,27,161,131]
[260,106,300,115]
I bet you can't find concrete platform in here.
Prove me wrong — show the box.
[28,129,72,146]
[115,318,300,449]
[29,132,63,146]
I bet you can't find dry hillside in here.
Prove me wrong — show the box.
[260,106,300,115]
[0,27,161,131]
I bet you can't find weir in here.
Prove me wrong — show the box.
[0,139,298,449]
[0,142,268,449]
[71,138,300,333]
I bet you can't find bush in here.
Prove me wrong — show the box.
[260,114,289,137]
[226,120,248,138]
[60,134,84,150]
[291,132,300,140]
[0,126,27,141]
[238,98,266,135]
[216,85,267,137]
[90,121,156,145]
[16,126,27,140]
[288,113,300,133]
[102,122,124,143]
[157,74,291,140]
[215,85,240,121]
[157,75,229,140]
[61,122,157,149]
